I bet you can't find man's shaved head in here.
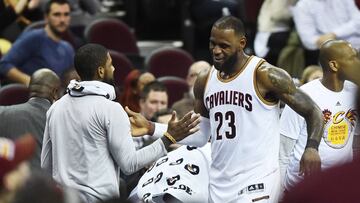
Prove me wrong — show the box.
[319,40,349,71]
[29,68,61,102]
[319,40,360,83]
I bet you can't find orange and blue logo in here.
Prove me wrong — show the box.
[322,109,357,148]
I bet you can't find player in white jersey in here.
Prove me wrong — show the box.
[280,40,360,192]
[126,16,325,203]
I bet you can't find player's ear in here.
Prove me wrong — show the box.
[239,36,247,50]
[328,60,338,72]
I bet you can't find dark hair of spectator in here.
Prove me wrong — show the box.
[140,80,167,100]
[44,0,70,14]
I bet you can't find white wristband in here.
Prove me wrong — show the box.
[153,123,168,138]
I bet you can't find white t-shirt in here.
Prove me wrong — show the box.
[281,79,359,190]
[133,144,211,203]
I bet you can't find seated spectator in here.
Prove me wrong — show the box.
[67,0,101,26]
[140,80,168,121]
[119,70,141,112]
[172,61,210,118]
[0,0,74,85]
[300,65,323,84]
[0,68,60,170]
[0,134,36,203]
[254,0,297,66]
[151,108,176,124]
[119,70,155,113]
[292,0,360,64]
[133,80,169,149]
[0,0,30,31]
[138,72,156,93]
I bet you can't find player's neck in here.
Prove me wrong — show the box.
[321,74,344,92]
[219,54,250,79]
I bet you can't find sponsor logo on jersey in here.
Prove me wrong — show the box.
[322,109,357,148]
[238,183,265,195]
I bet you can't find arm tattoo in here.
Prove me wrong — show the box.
[267,67,324,145]
[267,67,296,95]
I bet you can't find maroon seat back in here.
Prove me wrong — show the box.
[146,47,194,79]
[0,84,30,105]
[157,76,189,107]
[84,18,139,55]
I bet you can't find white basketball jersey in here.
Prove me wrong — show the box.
[204,56,281,202]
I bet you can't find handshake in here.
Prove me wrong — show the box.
[125,106,201,144]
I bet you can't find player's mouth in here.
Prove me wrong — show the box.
[213,57,223,63]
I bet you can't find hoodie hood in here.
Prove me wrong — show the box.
[67,80,116,100]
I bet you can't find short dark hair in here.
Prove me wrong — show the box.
[74,43,108,81]
[44,0,70,14]
[213,15,245,36]
[140,80,167,100]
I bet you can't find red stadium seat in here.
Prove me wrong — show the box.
[0,84,29,105]
[146,47,194,79]
[157,76,189,107]
[84,18,140,55]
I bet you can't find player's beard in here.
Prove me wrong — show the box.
[103,77,115,87]
[218,53,238,74]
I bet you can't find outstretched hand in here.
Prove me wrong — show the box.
[299,148,321,177]
[166,111,201,142]
[125,106,152,137]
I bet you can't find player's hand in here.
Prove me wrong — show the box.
[125,106,153,137]
[299,148,321,176]
[166,111,201,141]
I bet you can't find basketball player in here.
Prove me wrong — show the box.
[127,16,324,203]
[280,40,360,192]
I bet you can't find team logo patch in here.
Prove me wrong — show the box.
[322,109,357,148]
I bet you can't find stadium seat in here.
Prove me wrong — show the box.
[84,18,139,55]
[157,76,189,107]
[145,47,194,79]
[0,84,29,105]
